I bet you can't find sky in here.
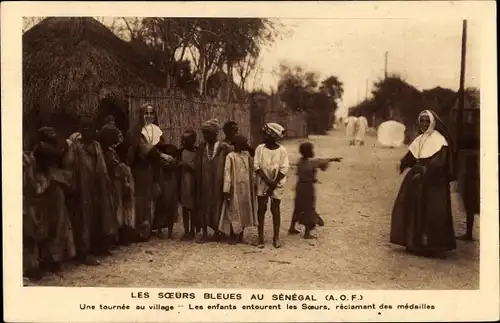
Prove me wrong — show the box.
[24,17,480,118]
[251,19,481,116]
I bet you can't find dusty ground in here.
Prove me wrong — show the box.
[36,130,479,289]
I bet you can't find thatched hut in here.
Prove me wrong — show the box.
[23,17,166,146]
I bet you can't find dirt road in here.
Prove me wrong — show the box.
[37,130,479,289]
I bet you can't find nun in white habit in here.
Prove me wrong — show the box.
[389,110,457,257]
[345,116,359,146]
[355,116,369,145]
[126,103,175,242]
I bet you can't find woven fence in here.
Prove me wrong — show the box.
[128,88,251,147]
[265,110,308,139]
[262,95,308,139]
[23,86,307,150]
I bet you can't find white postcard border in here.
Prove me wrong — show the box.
[2,2,498,322]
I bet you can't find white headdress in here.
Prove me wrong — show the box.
[408,110,448,158]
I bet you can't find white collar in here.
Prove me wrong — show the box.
[408,130,448,158]
[141,124,163,146]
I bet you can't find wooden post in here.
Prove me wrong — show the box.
[384,51,388,79]
[365,79,368,100]
[456,20,467,152]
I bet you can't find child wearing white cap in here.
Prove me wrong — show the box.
[254,123,289,249]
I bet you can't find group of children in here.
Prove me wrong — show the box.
[22,113,342,282]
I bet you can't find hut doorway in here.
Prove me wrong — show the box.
[96,97,129,134]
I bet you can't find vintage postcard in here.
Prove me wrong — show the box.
[1,1,498,322]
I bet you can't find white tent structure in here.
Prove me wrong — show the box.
[377,120,406,148]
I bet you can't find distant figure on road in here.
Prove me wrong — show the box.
[356,116,368,146]
[345,116,359,146]
[390,110,456,258]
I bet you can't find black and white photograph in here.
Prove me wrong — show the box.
[2,2,498,322]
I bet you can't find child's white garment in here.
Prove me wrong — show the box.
[254,144,290,199]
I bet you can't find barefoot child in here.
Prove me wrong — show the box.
[178,130,198,241]
[220,135,257,245]
[288,142,342,239]
[254,123,289,249]
[195,119,233,243]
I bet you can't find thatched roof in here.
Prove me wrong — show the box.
[23,17,166,116]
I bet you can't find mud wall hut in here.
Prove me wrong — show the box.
[22,17,166,147]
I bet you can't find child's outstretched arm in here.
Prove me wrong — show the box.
[311,157,342,171]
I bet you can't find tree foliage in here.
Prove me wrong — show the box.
[117,17,283,97]
[276,62,342,134]
[320,76,344,100]
[23,17,284,98]
[350,75,480,144]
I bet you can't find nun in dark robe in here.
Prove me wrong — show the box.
[126,103,176,241]
[390,110,457,257]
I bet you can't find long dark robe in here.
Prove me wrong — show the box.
[62,140,117,255]
[23,155,48,274]
[104,147,136,230]
[390,147,456,252]
[153,163,180,230]
[128,135,166,240]
[41,168,77,263]
[23,158,76,271]
[194,141,233,231]
[178,148,197,211]
[293,158,328,229]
